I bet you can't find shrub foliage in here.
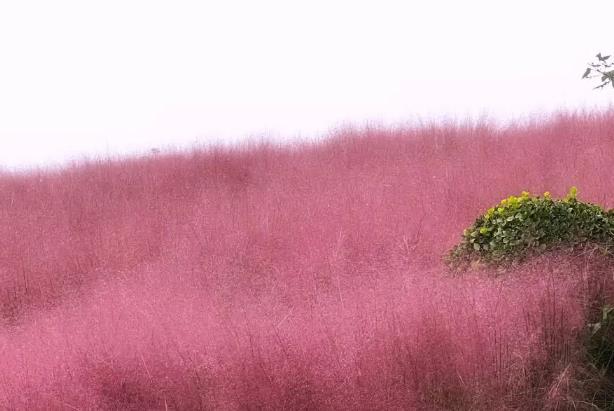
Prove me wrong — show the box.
[448,187,614,267]
[449,187,614,400]
[588,305,614,372]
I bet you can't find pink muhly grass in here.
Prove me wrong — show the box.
[0,109,613,409]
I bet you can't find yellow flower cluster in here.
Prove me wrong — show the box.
[484,190,531,221]
[482,189,569,222]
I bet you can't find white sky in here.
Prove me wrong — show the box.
[1,0,613,170]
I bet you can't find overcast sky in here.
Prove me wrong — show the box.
[1,0,613,170]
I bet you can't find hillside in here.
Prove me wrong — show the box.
[1,110,614,409]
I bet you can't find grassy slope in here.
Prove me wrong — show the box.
[1,110,614,409]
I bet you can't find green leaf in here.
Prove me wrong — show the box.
[447,187,614,269]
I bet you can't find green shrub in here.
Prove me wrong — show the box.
[447,187,614,268]
[588,305,614,373]
[448,187,614,404]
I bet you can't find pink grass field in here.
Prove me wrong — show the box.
[2,110,614,410]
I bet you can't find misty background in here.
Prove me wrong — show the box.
[1,0,613,171]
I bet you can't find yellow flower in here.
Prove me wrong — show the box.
[543,191,551,199]
[521,191,530,198]
[485,207,495,219]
